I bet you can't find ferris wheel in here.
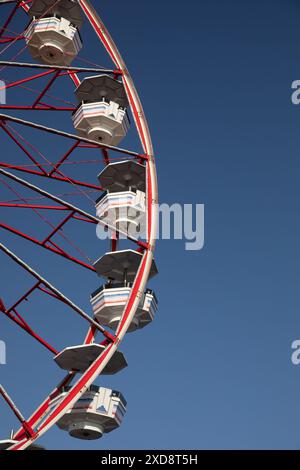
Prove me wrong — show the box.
[0,0,158,450]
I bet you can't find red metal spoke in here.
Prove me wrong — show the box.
[47,240,69,256]
[0,1,21,38]
[0,242,115,341]
[0,167,99,223]
[1,123,48,175]
[111,231,119,252]
[12,309,58,355]
[102,148,110,166]
[0,112,143,158]
[84,325,97,345]
[0,36,24,44]
[20,2,30,13]
[77,143,98,148]
[32,70,61,108]
[0,221,96,271]
[0,203,69,210]
[67,70,80,87]
[0,104,75,111]
[0,386,35,438]
[0,299,58,355]
[6,280,40,313]
[41,210,74,245]
[0,69,56,91]
[37,285,65,301]
[72,214,96,223]
[13,371,75,442]
[48,141,80,176]
[0,161,102,190]
[0,60,115,74]
[0,167,148,248]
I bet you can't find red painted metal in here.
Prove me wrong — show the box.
[41,211,74,245]
[0,242,115,341]
[13,371,75,442]
[32,70,61,108]
[111,231,118,251]
[48,141,80,176]
[0,221,96,271]
[7,281,41,313]
[0,1,21,38]
[0,69,56,91]
[0,386,35,438]
[0,104,75,111]
[0,112,142,158]
[0,203,69,210]
[0,123,48,175]
[102,148,110,166]
[0,302,58,355]
[0,162,102,190]
[0,36,24,44]
[0,167,147,247]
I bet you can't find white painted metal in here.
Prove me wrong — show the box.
[54,344,127,375]
[0,439,43,450]
[93,249,158,282]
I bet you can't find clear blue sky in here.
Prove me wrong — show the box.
[1,0,300,450]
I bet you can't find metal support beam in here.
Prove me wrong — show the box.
[0,161,101,190]
[0,242,116,341]
[0,60,119,74]
[0,167,148,248]
[0,221,95,271]
[32,70,61,108]
[0,299,58,355]
[0,386,35,438]
[0,1,21,38]
[0,113,142,158]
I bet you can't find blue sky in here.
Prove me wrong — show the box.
[1,0,300,450]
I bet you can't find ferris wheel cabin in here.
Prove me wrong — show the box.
[54,386,127,440]
[25,0,83,65]
[73,75,130,145]
[97,160,147,237]
[91,249,158,332]
[91,284,158,332]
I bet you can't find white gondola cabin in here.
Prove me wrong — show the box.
[54,386,126,440]
[96,160,146,236]
[90,284,158,332]
[73,75,130,145]
[25,0,83,65]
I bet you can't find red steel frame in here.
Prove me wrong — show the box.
[0,0,158,450]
